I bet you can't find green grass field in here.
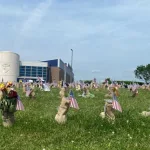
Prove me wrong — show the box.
[1,88,150,150]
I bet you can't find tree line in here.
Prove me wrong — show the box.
[82,64,150,85]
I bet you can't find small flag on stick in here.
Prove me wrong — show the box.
[112,95,122,112]
[16,96,25,111]
[69,90,79,109]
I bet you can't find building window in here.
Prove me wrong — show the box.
[38,67,42,71]
[43,70,47,74]
[26,72,31,76]
[26,66,31,69]
[20,70,25,74]
[26,69,31,72]
[26,66,31,72]
[20,69,25,73]
[20,72,25,76]
[20,65,25,76]
[43,67,47,71]
[37,72,42,77]
[19,66,48,81]
[20,66,25,69]
[20,66,25,72]
[38,70,42,74]
[32,67,37,72]
[31,71,36,77]
[43,74,47,77]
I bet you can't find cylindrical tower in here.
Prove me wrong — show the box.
[0,51,20,82]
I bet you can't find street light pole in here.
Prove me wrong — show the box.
[70,49,73,83]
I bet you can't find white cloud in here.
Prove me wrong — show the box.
[20,0,53,36]
[92,70,101,73]
[13,0,53,50]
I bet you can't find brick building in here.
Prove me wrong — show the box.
[43,59,74,83]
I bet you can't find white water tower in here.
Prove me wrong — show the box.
[0,51,20,82]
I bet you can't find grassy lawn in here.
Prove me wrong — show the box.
[0,88,150,150]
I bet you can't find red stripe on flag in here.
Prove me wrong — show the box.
[69,97,79,109]
[112,100,122,112]
[16,100,25,111]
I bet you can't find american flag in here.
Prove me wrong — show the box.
[16,96,25,111]
[132,84,137,91]
[112,94,122,112]
[80,83,84,89]
[26,86,31,97]
[63,81,67,88]
[38,76,41,81]
[38,76,43,84]
[69,90,79,109]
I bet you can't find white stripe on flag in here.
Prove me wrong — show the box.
[69,97,79,109]
[16,97,25,111]
[112,100,122,112]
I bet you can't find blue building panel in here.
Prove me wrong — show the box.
[59,59,65,70]
[42,59,58,67]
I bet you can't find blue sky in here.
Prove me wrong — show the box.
[0,0,150,81]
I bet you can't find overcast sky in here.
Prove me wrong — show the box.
[0,0,150,81]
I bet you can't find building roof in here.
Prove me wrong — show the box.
[0,51,20,56]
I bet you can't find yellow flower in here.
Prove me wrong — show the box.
[0,83,5,90]
[6,81,13,87]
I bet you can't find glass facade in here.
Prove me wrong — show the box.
[19,66,47,81]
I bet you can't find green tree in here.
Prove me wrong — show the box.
[105,78,111,84]
[134,64,150,83]
[84,80,92,84]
